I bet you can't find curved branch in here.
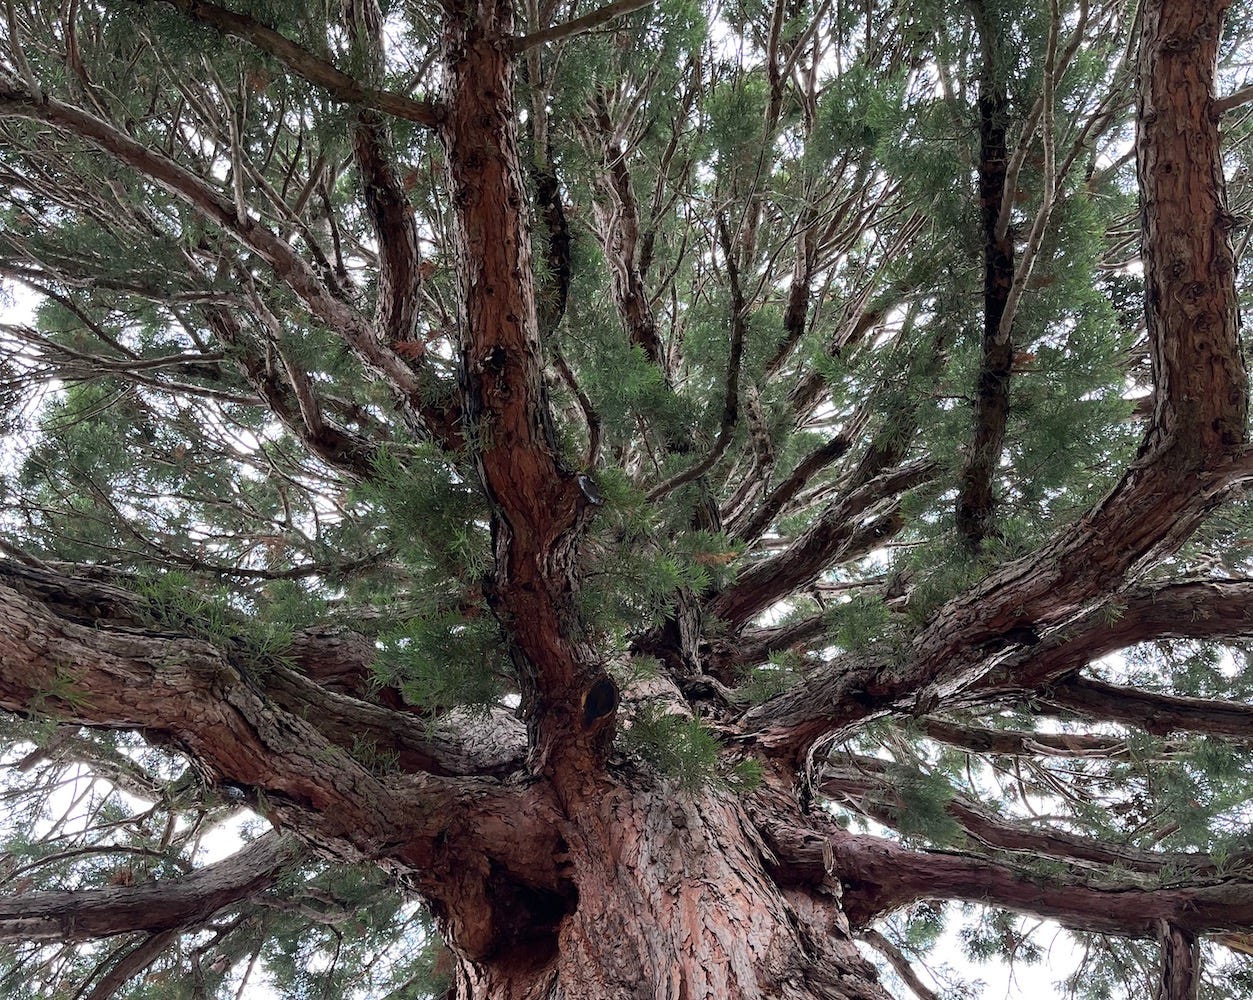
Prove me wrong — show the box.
[0,558,526,777]
[972,578,1253,698]
[0,834,301,942]
[776,0,1250,757]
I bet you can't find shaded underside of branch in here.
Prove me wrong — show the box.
[0,834,301,942]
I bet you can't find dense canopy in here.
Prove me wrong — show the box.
[2,0,1253,997]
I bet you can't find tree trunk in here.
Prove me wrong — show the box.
[444,783,888,1000]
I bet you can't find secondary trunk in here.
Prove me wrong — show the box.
[442,782,888,1000]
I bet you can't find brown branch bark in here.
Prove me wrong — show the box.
[1043,675,1253,738]
[743,0,1248,762]
[0,559,553,870]
[956,8,1016,548]
[767,822,1253,937]
[856,929,940,1000]
[710,458,935,627]
[917,716,1151,758]
[0,558,526,776]
[0,834,300,942]
[587,101,665,368]
[147,0,441,127]
[83,930,179,1000]
[204,306,380,479]
[967,577,1253,699]
[438,2,611,773]
[728,431,853,545]
[510,0,659,51]
[1156,921,1200,1000]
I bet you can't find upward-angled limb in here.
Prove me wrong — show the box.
[740,0,1248,763]
[437,2,613,774]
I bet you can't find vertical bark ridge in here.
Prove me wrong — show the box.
[439,0,610,771]
[956,16,1016,548]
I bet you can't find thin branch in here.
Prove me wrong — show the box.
[1215,81,1253,115]
[856,929,941,1000]
[712,458,935,626]
[148,0,441,127]
[646,215,747,503]
[0,78,457,445]
[82,930,179,1000]
[510,0,659,52]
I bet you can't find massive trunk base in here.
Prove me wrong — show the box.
[443,784,887,1000]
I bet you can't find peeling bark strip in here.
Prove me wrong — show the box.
[0,834,300,942]
[438,0,611,765]
[1157,922,1200,1000]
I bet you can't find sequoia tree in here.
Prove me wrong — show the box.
[3,0,1253,997]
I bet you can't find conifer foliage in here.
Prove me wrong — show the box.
[2,0,1253,997]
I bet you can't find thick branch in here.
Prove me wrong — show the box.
[768,823,1253,937]
[439,6,609,771]
[0,559,526,776]
[1044,675,1253,738]
[956,15,1016,548]
[0,834,300,942]
[971,578,1253,698]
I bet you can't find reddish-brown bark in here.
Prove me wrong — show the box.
[742,0,1248,762]
[438,0,613,776]
[2,0,1252,995]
